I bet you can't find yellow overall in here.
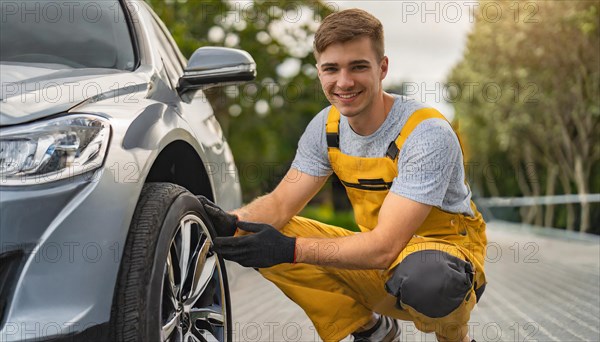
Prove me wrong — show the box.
[259,106,487,341]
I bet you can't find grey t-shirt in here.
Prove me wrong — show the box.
[291,95,474,217]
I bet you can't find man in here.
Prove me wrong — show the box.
[200,8,487,342]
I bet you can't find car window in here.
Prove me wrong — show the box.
[147,14,185,88]
[148,11,187,67]
[0,0,136,70]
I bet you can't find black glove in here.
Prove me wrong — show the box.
[198,196,238,237]
[213,221,296,268]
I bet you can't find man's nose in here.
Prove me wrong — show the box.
[336,69,355,89]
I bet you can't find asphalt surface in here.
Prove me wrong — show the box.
[226,222,600,341]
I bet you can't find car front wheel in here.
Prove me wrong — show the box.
[110,183,231,342]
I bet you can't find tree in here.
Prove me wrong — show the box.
[145,0,335,200]
[449,0,600,232]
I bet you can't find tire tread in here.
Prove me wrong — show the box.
[110,183,187,341]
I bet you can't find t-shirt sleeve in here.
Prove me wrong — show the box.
[390,119,463,207]
[290,107,333,177]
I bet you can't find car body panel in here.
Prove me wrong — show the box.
[0,65,146,126]
[0,1,243,340]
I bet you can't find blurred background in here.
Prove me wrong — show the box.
[145,0,599,234]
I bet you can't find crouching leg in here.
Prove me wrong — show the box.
[385,249,477,342]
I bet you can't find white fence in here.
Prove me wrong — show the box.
[476,194,600,207]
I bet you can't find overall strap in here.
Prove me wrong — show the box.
[325,106,341,149]
[385,108,448,160]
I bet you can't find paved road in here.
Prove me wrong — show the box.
[226,222,600,341]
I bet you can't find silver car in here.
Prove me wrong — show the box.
[0,1,255,341]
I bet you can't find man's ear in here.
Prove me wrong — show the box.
[380,56,389,80]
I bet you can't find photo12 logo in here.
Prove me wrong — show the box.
[0,1,140,24]
[398,1,540,24]
[1,81,141,105]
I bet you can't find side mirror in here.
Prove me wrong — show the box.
[177,47,256,99]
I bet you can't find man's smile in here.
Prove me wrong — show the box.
[334,91,362,100]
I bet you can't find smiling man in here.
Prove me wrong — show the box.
[200,8,487,342]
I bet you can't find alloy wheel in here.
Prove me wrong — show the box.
[161,214,227,342]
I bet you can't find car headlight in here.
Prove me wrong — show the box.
[0,115,111,185]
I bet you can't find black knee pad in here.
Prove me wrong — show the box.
[385,250,473,318]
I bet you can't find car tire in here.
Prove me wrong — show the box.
[110,182,232,342]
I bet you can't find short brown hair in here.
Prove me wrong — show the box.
[314,9,384,60]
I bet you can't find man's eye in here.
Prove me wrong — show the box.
[323,68,337,72]
[354,65,368,70]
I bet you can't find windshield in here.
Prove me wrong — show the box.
[0,0,136,70]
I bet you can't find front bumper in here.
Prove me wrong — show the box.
[0,165,144,341]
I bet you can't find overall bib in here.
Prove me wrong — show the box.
[259,106,487,341]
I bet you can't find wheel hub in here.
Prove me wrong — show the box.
[180,310,191,331]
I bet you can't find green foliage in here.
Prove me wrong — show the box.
[449,0,600,232]
[300,204,360,232]
[145,0,334,199]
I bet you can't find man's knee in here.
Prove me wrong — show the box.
[385,250,473,318]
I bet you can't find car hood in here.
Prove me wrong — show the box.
[0,63,149,126]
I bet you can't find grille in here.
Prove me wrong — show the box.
[0,250,24,328]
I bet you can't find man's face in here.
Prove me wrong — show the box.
[316,37,388,119]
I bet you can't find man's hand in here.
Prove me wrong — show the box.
[198,196,238,237]
[213,221,296,268]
